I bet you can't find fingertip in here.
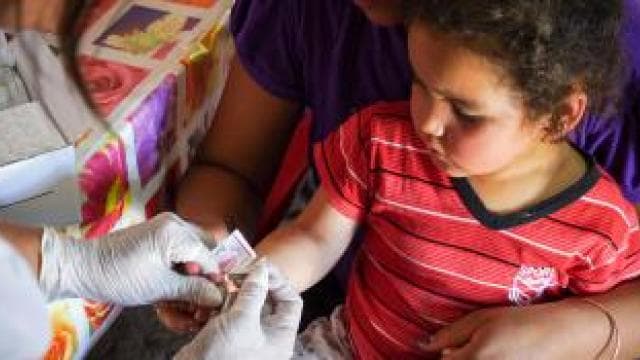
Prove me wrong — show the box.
[232,263,270,313]
[183,262,202,275]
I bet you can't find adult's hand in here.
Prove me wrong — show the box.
[421,300,613,360]
[39,212,223,307]
[174,260,303,360]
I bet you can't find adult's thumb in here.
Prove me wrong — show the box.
[232,260,269,316]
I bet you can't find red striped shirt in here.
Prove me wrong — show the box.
[313,102,640,359]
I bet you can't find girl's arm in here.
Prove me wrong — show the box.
[256,187,359,292]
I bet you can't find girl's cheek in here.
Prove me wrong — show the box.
[444,130,481,164]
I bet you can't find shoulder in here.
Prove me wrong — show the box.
[350,102,417,146]
[587,168,638,225]
[337,101,435,169]
[572,167,640,248]
[321,101,415,148]
[346,101,412,131]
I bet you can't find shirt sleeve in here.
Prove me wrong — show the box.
[313,111,372,221]
[0,240,50,359]
[567,201,640,294]
[229,0,305,102]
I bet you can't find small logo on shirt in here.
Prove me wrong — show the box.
[508,265,558,305]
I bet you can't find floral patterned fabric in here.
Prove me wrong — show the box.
[43,1,235,359]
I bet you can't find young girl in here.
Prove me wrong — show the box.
[256,0,640,358]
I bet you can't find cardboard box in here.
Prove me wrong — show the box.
[0,31,103,226]
[0,101,78,225]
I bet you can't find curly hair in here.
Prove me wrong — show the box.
[404,0,625,135]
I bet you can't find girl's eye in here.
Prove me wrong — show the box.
[453,106,481,125]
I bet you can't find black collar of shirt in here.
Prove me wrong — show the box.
[452,152,601,230]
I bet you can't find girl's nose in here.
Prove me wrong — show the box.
[419,100,447,138]
[425,120,444,137]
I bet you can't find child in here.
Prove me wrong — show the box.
[256,0,640,358]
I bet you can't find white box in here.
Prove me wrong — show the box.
[0,31,103,226]
[0,102,79,225]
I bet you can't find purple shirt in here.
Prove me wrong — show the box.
[230,0,640,203]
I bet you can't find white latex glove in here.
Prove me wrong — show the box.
[174,260,303,360]
[39,212,222,307]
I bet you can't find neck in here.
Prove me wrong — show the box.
[468,141,586,214]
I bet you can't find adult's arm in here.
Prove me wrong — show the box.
[423,279,640,359]
[0,232,50,359]
[176,56,302,241]
[2,214,224,307]
[0,220,42,274]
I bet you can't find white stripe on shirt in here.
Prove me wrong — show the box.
[341,126,368,189]
[371,137,430,155]
[371,226,510,291]
[376,193,595,267]
[581,195,635,228]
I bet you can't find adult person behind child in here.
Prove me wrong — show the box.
[171,0,640,358]
[0,1,302,359]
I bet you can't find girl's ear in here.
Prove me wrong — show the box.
[540,85,588,143]
[553,86,588,136]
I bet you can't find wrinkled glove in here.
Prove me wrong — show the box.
[174,260,303,360]
[39,212,222,307]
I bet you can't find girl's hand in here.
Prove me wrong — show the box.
[155,301,214,333]
[155,260,220,333]
[420,300,612,360]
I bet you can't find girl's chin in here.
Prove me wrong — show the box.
[431,157,467,177]
[441,167,467,178]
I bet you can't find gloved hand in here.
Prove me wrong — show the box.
[174,260,303,360]
[39,212,223,307]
